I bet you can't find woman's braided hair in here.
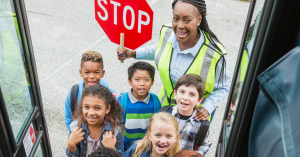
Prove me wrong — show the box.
[172,0,227,86]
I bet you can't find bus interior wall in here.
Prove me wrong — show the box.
[266,0,300,67]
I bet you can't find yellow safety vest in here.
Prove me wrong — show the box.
[154,25,226,120]
[238,38,252,82]
[239,50,249,82]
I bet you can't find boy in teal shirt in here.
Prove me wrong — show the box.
[117,61,161,150]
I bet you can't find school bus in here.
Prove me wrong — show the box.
[0,0,51,156]
[216,0,300,156]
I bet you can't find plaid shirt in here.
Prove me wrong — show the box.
[166,106,212,155]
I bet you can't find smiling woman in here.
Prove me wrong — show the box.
[172,1,202,51]
[117,0,231,124]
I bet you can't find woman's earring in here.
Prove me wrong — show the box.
[150,139,152,142]
[197,23,200,26]
[173,140,176,144]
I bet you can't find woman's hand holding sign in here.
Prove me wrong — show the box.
[117,47,136,62]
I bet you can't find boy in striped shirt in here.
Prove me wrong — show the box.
[117,61,161,150]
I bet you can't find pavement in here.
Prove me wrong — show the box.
[24,0,250,156]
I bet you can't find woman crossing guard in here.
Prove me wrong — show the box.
[117,0,231,122]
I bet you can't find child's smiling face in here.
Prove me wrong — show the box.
[148,121,178,156]
[79,61,105,88]
[82,96,110,126]
[174,85,202,116]
[128,69,154,101]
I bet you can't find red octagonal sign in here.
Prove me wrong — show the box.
[95,0,153,50]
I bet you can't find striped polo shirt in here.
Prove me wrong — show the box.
[121,90,154,149]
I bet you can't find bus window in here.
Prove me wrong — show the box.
[0,0,51,156]
[223,0,265,151]
[0,1,34,142]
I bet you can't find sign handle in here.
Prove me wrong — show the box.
[120,33,124,63]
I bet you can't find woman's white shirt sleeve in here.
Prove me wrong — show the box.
[201,55,232,114]
[135,42,158,60]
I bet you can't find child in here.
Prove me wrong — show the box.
[88,147,122,157]
[64,51,115,130]
[163,74,211,156]
[123,112,180,157]
[66,85,124,157]
[117,61,161,150]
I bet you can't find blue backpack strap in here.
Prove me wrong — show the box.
[150,93,161,113]
[121,92,129,124]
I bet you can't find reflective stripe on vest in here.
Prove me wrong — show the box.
[155,26,173,67]
[155,25,226,109]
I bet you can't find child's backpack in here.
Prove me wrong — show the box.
[120,92,161,124]
[159,105,210,151]
[70,84,79,120]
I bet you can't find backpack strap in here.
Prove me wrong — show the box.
[121,92,129,124]
[71,84,79,114]
[193,120,210,150]
[150,93,161,113]
[158,105,173,113]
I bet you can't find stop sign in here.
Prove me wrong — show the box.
[95,0,153,50]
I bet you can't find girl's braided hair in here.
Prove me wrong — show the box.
[76,85,124,134]
[172,0,227,86]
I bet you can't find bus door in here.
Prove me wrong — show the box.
[0,0,52,156]
[216,0,300,156]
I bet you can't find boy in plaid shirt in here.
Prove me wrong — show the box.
[164,74,211,155]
